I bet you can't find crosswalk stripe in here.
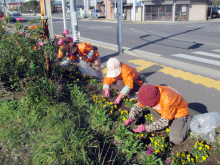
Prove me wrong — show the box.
[212,49,220,53]
[172,54,220,66]
[192,51,220,58]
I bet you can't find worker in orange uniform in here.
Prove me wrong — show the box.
[125,84,191,144]
[103,58,145,104]
[58,42,103,80]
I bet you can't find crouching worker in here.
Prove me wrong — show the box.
[125,84,191,144]
[59,42,103,79]
[103,58,145,105]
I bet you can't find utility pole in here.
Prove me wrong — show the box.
[172,1,176,22]
[70,0,79,43]
[61,0,67,30]
[105,0,107,20]
[3,0,7,17]
[210,0,212,19]
[117,0,122,53]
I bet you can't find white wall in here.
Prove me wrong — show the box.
[188,2,207,21]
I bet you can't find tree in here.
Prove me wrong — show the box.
[27,0,39,16]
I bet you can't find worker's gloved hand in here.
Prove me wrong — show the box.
[57,58,62,62]
[83,56,88,60]
[67,53,73,57]
[104,88,110,97]
[134,125,146,133]
[125,118,134,126]
[114,93,124,104]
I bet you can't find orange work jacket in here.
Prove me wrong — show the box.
[147,85,188,120]
[77,42,99,62]
[103,62,143,90]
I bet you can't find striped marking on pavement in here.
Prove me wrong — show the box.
[127,59,220,91]
[192,51,220,58]
[172,54,220,66]
[212,49,220,53]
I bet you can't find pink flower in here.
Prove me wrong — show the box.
[20,18,24,21]
[0,18,3,20]
[146,150,151,155]
[16,41,18,45]
[67,37,73,43]
[57,39,64,45]
[63,30,69,36]
[18,32,23,35]
[39,42,44,46]
[166,158,171,163]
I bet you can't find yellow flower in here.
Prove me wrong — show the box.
[154,142,158,146]
[141,134,144,137]
[187,154,190,158]
[137,134,139,137]
[129,99,133,101]
[144,115,147,118]
[122,96,124,98]
[155,150,160,154]
[90,76,92,78]
[110,110,113,114]
[166,128,169,133]
[77,79,79,81]
[187,157,190,162]
[181,152,186,157]
[110,102,113,105]
[172,158,176,162]
[126,99,128,101]
[161,145,164,148]
[114,105,117,109]
[151,134,155,137]
[150,117,153,121]
[177,153,180,157]
[149,137,153,142]
[181,159,185,164]
[191,158,194,162]
[199,147,202,151]
[202,156,206,161]
[206,154,208,157]
[205,145,210,150]
[123,118,127,121]
[118,109,121,111]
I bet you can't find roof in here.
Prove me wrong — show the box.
[53,1,68,5]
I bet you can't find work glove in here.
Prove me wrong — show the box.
[104,88,110,97]
[114,93,124,104]
[134,125,146,133]
[125,118,134,126]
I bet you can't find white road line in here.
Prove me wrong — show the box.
[192,51,220,58]
[172,54,220,66]
[212,49,220,53]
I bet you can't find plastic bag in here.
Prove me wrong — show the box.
[79,60,99,78]
[190,112,220,142]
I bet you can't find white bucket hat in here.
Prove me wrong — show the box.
[106,58,122,78]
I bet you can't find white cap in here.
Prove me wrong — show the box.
[106,58,122,78]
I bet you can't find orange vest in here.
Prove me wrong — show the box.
[151,85,188,120]
[103,62,143,89]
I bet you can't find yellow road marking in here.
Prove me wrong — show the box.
[127,59,220,91]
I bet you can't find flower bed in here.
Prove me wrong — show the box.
[0,17,220,165]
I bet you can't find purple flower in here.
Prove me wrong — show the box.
[67,37,73,43]
[166,158,171,164]
[146,150,151,155]
[147,145,154,151]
